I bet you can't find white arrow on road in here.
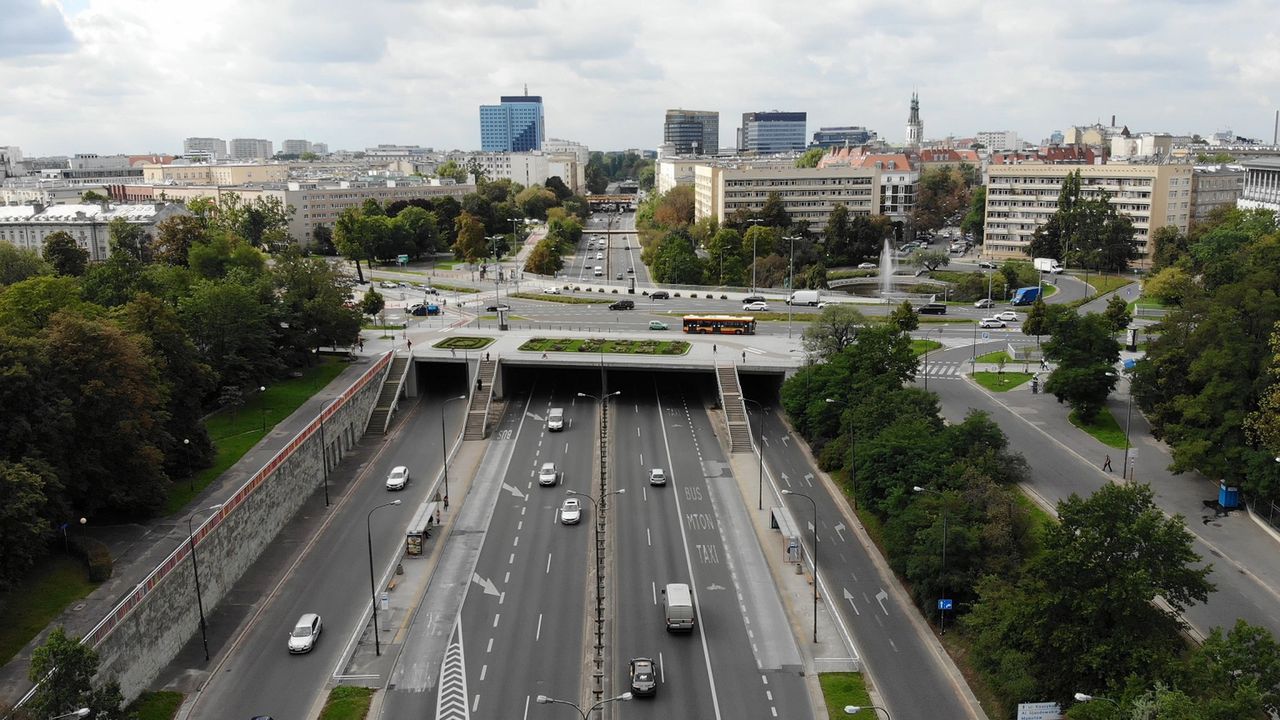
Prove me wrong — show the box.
[706,583,726,591]
[502,483,527,500]
[842,588,861,615]
[834,522,847,542]
[875,588,890,615]
[472,573,500,596]
[803,473,814,487]
[781,472,792,487]
[781,435,790,447]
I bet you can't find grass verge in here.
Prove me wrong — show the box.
[1068,408,1129,448]
[126,690,184,720]
[508,292,610,304]
[819,672,872,715]
[972,371,1034,392]
[0,555,98,665]
[520,337,690,355]
[434,336,495,350]
[427,282,480,294]
[1080,273,1135,296]
[911,339,943,356]
[164,357,346,515]
[975,350,1011,364]
[319,685,375,720]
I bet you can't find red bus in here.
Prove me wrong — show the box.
[682,315,756,335]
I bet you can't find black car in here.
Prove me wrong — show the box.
[916,303,947,315]
[977,260,997,269]
[485,303,510,312]
[650,291,669,300]
[609,300,635,310]
[742,295,766,305]
[629,657,657,697]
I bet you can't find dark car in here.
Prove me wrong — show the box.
[650,290,670,300]
[742,295,766,305]
[609,300,635,310]
[408,303,440,316]
[485,303,510,312]
[977,260,997,269]
[917,303,947,315]
[629,657,658,696]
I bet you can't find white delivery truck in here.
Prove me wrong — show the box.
[661,583,695,632]
[787,289,821,306]
[1033,257,1064,274]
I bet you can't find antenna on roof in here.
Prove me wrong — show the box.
[524,83,528,96]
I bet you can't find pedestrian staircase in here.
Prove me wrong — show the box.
[365,355,411,437]
[715,364,754,453]
[463,358,498,440]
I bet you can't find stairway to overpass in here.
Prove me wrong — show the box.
[715,364,753,453]
[463,358,498,440]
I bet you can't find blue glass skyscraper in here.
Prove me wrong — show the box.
[479,93,544,152]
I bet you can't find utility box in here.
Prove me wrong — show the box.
[1219,481,1240,510]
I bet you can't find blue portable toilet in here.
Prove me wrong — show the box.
[1219,481,1240,509]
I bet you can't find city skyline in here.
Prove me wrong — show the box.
[3,0,1278,156]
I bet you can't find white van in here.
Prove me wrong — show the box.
[661,583,695,632]
[547,408,565,431]
[593,266,603,277]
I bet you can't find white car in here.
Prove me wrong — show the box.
[995,310,1018,322]
[596,252,604,260]
[378,280,400,289]
[538,462,560,486]
[543,286,561,295]
[560,498,582,524]
[857,262,877,270]
[649,468,667,486]
[743,301,769,312]
[974,298,995,309]
[288,613,322,654]
[978,317,1007,329]
[385,465,409,491]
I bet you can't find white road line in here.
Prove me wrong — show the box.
[523,695,530,720]
[472,695,479,712]
[647,528,651,546]
[486,637,493,653]
[504,571,509,583]
[480,664,487,681]
[546,553,552,574]
[493,614,500,628]
[536,613,543,641]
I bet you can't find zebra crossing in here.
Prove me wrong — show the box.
[918,360,967,379]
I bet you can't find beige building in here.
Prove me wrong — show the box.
[1190,165,1245,222]
[0,202,189,261]
[1238,158,1280,214]
[984,163,1192,263]
[142,162,290,186]
[695,165,880,227]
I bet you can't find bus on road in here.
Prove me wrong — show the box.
[682,315,756,335]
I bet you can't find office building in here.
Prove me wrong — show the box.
[142,162,290,185]
[480,92,545,152]
[694,164,879,227]
[1237,158,1280,214]
[811,126,876,149]
[282,139,313,156]
[183,137,227,160]
[311,143,329,156]
[663,110,719,155]
[739,112,807,154]
[229,138,274,160]
[905,93,923,149]
[0,202,189,262]
[983,163,1193,263]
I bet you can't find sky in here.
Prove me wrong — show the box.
[2,0,1279,157]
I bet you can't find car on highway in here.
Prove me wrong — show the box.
[742,295,766,305]
[594,266,603,277]
[857,262,877,269]
[977,260,998,269]
[595,252,604,260]
[560,498,582,525]
[974,298,995,309]
[978,317,1007,328]
[629,657,658,697]
[538,462,560,486]
[648,468,667,486]
[609,300,635,310]
[650,290,669,300]
[378,280,400,289]
[616,272,624,280]
[288,613,322,654]
[627,267,635,274]
[995,310,1018,322]
[385,465,410,491]
[743,301,769,311]
[648,320,669,331]
[543,286,561,295]
[485,303,510,312]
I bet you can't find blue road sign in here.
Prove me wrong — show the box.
[1123,358,1136,370]
[938,598,953,611]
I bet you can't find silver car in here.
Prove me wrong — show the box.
[288,613,322,654]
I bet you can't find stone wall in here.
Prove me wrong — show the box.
[89,353,392,699]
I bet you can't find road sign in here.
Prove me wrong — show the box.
[981,331,990,340]
[1016,702,1063,720]
[397,254,409,266]
[937,598,953,611]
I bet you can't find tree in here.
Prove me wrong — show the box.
[1143,266,1195,306]
[107,217,149,262]
[912,166,971,231]
[544,176,573,201]
[435,160,468,183]
[585,154,608,193]
[801,261,828,289]
[1103,294,1132,332]
[795,148,825,168]
[961,186,987,243]
[394,206,439,257]
[523,237,563,275]
[187,229,266,281]
[889,300,919,332]
[452,212,488,263]
[0,243,52,286]
[180,279,274,390]
[516,185,557,220]
[360,288,385,318]
[908,249,950,271]
[1026,171,1138,272]
[332,207,370,282]
[41,231,89,276]
[80,190,108,203]
[650,231,703,284]
[1022,298,1050,342]
[28,627,125,719]
[705,228,745,286]
[802,304,867,359]
[0,460,51,588]
[152,214,206,267]
[1150,225,1190,271]
[270,248,362,360]
[758,192,790,229]
[652,186,695,228]
[1042,312,1120,421]
[311,224,336,255]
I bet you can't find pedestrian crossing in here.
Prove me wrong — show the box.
[918,360,967,379]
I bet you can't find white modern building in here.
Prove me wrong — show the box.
[0,202,189,261]
[975,130,1021,152]
[694,164,880,226]
[182,137,227,160]
[282,139,313,156]
[230,138,274,160]
[1237,158,1280,213]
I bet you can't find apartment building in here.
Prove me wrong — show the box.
[281,139,313,156]
[229,138,274,160]
[142,162,290,185]
[695,164,879,226]
[983,163,1193,262]
[975,130,1021,152]
[819,148,917,224]
[1237,158,1280,213]
[0,202,188,261]
[1190,165,1245,221]
[182,137,227,160]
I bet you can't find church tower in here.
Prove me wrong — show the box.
[905,92,923,149]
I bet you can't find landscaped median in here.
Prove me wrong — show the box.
[508,292,611,304]
[520,337,690,355]
[433,336,495,351]
[319,685,375,720]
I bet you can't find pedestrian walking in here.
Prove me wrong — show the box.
[1103,454,1113,472]
[407,339,412,352]
[476,377,483,392]
[1040,358,1048,370]
[444,495,449,510]
[742,350,746,363]
[451,348,456,357]
[713,344,717,353]
[358,338,364,352]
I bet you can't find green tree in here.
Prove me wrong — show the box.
[187,229,266,281]
[270,248,362,360]
[912,166,971,231]
[0,460,52,588]
[908,249,950,271]
[1143,266,1195,306]
[1042,312,1121,421]
[960,186,987,243]
[311,224,336,255]
[705,228,745,286]
[1103,294,1132,332]
[28,627,125,719]
[637,162,655,190]
[516,185,557,220]
[544,176,573,201]
[41,231,89,276]
[1022,298,1051,343]
[0,243,53,286]
[802,304,867,359]
[360,288,385,318]
[394,205,439,257]
[80,190,108,203]
[523,237,564,276]
[650,231,703,284]
[0,275,92,334]
[332,207,370,282]
[152,214,206,267]
[435,160,468,183]
[1027,171,1138,272]
[823,203,853,265]
[452,212,488,263]
[889,300,919,332]
[180,279,274,390]
[758,192,790,228]
[1150,225,1190,271]
[585,154,608,193]
[795,147,825,168]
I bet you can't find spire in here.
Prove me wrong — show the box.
[908,92,921,124]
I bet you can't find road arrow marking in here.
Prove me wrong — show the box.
[875,588,890,615]
[781,473,792,487]
[472,573,500,596]
[803,473,815,486]
[706,583,726,591]
[502,483,527,500]
[834,523,847,542]
[842,588,860,615]
[781,435,790,446]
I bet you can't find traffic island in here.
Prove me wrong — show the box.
[433,336,495,351]
[519,337,690,355]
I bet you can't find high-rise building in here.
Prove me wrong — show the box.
[282,139,313,156]
[1,146,23,178]
[663,109,719,155]
[904,93,923,149]
[975,130,1020,152]
[183,137,227,160]
[311,143,329,156]
[229,138,274,160]
[480,92,545,152]
[811,126,876,149]
[739,112,807,154]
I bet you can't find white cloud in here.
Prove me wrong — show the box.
[1,0,1278,155]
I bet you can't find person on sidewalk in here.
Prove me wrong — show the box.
[1103,454,1113,472]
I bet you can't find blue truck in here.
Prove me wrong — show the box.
[1011,286,1042,306]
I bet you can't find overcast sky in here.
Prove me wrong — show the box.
[3,0,1279,157]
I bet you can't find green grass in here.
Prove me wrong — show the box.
[426,281,480,294]
[126,690,184,720]
[520,337,690,355]
[508,292,611,304]
[972,371,1034,392]
[1014,489,1058,541]
[1080,273,1135,296]
[1068,408,1129,448]
[434,336,494,350]
[164,358,347,515]
[975,350,1012,364]
[318,685,375,720]
[361,323,406,330]
[0,554,98,665]
[911,339,943,356]
[819,672,872,715]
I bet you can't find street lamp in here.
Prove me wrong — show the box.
[259,386,268,433]
[1074,693,1119,707]
[845,706,892,719]
[782,489,819,643]
[486,234,504,306]
[47,710,90,719]
[913,485,949,633]
[366,499,402,656]
[441,395,467,506]
[744,397,767,510]
[183,438,192,492]
[187,503,223,662]
[825,398,856,510]
[1106,370,1135,482]
[784,234,800,339]
[534,692,633,719]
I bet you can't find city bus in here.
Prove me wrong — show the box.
[681,315,757,335]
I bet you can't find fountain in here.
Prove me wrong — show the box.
[830,237,947,303]
[878,237,895,297]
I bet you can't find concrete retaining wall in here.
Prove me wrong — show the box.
[89,353,392,699]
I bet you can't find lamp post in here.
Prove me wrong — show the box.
[912,485,949,633]
[1073,693,1119,707]
[845,706,892,719]
[187,503,223,662]
[183,438,192,492]
[366,499,402,656]
[1106,370,1136,482]
[784,234,800,339]
[534,692,633,719]
[824,398,858,509]
[259,386,268,433]
[441,395,468,504]
[48,710,91,720]
[782,489,819,643]
[317,399,333,508]
[744,398,767,510]
[486,234,504,305]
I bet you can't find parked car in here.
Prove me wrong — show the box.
[974,298,995,309]
[630,657,658,697]
[977,260,998,269]
[650,290,670,300]
[538,462,560,486]
[560,498,581,525]
[648,468,667,486]
[857,262,877,270]
[288,613,322,654]
[978,317,1007,328]
[743,301,769,312]
[995,310,1018,322]
[543,286,561,295]
[609,300,635,310]
[385,465,410,491]
[648,320,669,331]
